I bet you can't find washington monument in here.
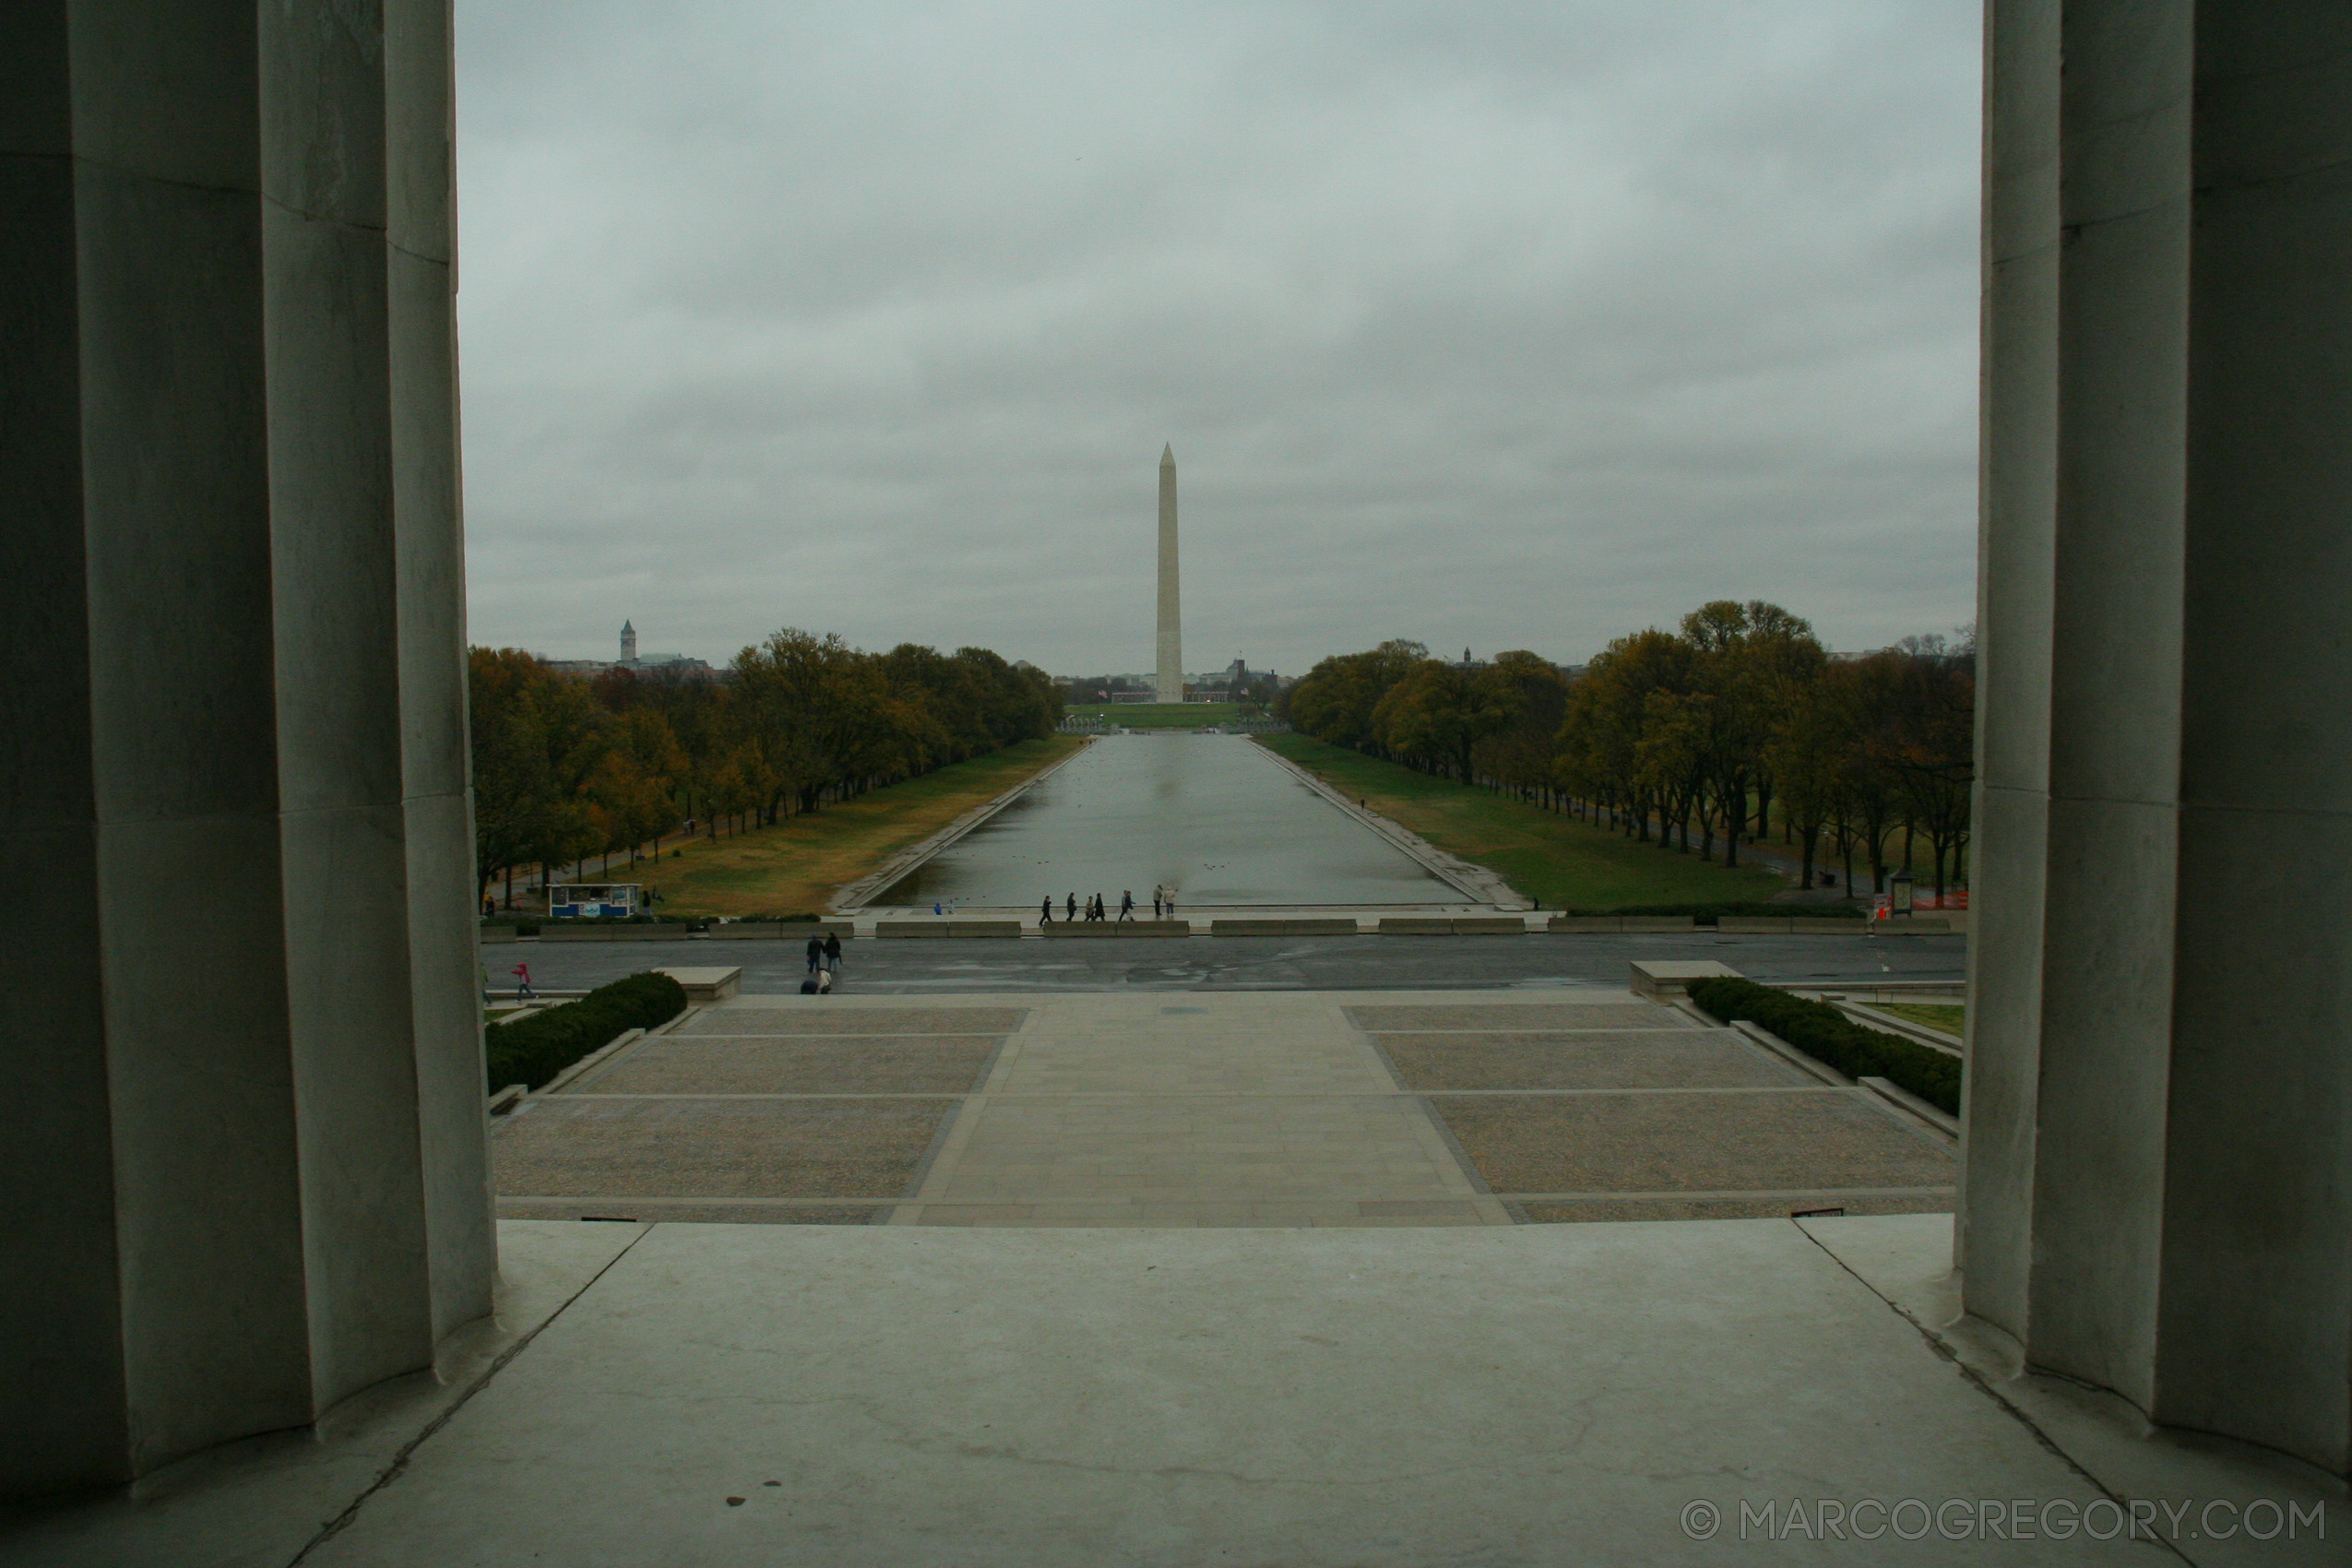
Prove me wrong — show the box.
[1156,443,1182,704]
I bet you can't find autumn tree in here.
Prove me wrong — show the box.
[469,647,609,903]
[1286,640,1428,750]
[1470,652,1570,802]
[1372,659,1514,780]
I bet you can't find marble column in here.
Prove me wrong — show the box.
[1157,444,1182,705]
[1966,0,2352,1475]
[0,0,491,1495]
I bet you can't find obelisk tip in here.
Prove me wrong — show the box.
[1161,443,1173,465]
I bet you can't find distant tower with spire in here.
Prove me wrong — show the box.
[620,620,637,666]
[1156,445,1182,705]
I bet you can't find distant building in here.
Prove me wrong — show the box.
[1208,658,1283,701]
[614,619,708,673]
[532,622,710,679]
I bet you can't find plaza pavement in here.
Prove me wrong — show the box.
[493,989,1956,1228]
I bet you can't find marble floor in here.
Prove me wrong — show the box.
[11,1216,2338,1567]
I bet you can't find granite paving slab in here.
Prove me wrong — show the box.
[682,1006,1028,1037]
[924,1093,1471,1205]
[1431,1090,1956,1194]
[1372,1030,1805,1091]
[909,1199,1494,1227]
[276,1222,2165,1568]
[1517,1194,1954,1223]
[493,1097,956,1198]
[1346,1003,1682,1032]
[578,1037,1002,1095]
[496,1200,888,1224]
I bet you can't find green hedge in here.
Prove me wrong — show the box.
[1688,976,1961,1115]
[484,971,688,1093]
[1561,901,1864,922]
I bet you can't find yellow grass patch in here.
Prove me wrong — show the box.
[624,736,1085,917]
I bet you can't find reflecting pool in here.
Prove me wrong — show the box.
[873,734,1459,908]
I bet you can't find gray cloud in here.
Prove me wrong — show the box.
[457,0,1979,673]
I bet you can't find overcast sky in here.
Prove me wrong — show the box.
[457,1,1979,676]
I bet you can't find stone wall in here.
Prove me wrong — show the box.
[1,0,489,1493]
[1967,0,2352,1476]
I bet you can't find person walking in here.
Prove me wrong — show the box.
[805,932,824,975]
[1040,895,1054,924]
[1151,885,1163,919]
[1065,892,1077,921]
[510,961,535,1003]
[823,932,843,980]
[1119,890,1134,922]
[1164,888,1177,919]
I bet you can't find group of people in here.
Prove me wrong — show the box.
[802,930,844,994]
[1039,884,1177,924]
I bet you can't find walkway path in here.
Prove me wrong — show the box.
[493,990,1955,1228]
[888,993,1507,1226]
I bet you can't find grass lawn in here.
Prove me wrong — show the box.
[1066,702,1241,729]
[1876,1003,1964,1038]
[1253,733,1790,910]
[625,736,1086,917]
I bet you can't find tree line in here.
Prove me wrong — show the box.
[471,631,1063,904]
[1279,601,1974,897]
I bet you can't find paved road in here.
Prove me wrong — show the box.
[504,931,1966,994]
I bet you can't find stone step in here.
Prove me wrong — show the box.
[713,920,855,939]
[1041,921,1191,937]
[1377,917,1528,935]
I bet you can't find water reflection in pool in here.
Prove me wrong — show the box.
[873,734,1460,908]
